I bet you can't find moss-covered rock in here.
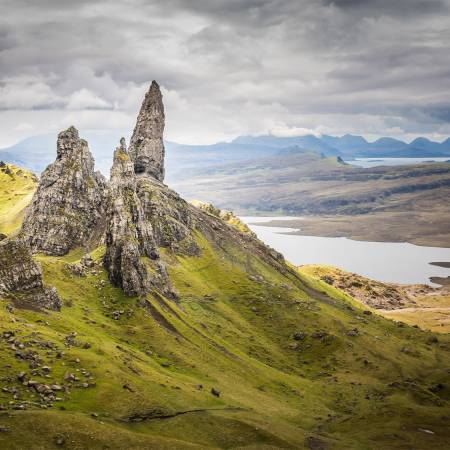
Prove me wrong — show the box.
[0,238,61,310]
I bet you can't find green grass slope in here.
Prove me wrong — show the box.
[0,174,449,449]
[0,163,37,236]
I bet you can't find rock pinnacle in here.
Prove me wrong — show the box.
[129,81,165,181]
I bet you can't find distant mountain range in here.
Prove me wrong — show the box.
[1,132,449,176]
[232,134,450,158]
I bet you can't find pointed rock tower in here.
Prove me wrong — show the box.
[129,81,165,181]
[21,127,106,255]
[103,139,160,296]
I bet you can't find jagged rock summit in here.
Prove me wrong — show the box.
[15,80,284,301]
[21,126,106,255]
[129,80,166,181]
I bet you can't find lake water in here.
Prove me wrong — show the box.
[241,216,450,286]
[346,157,449,168]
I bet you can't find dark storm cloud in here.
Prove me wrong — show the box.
[322,0,448,16]
[0,0,449,146]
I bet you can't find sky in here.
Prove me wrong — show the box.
[0,0,450,147]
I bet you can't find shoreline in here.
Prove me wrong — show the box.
[244,214,450,249]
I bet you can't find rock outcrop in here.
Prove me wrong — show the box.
[0,239,61,310]
[136,178,199,255]
[129,81,165,181]
[13,80,285,302]
[21,127,106,255]
[191,201,256,237]
[103,139,160,296]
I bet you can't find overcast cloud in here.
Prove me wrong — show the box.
[0,0,449,146]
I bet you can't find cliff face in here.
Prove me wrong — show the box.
[20,127,106,256]
[128,81,165,181]
[103,139,159,296]
[0,239,61,310]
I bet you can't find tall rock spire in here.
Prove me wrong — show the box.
[21,126,106,255]
[129,81,165,181]
[103,138,159,296]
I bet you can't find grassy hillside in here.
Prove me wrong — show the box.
[1,168,450,449]
[300,265,450,333]
[0,163,37,236]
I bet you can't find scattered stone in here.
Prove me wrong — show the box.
[54,435,65,446]
[64,373,76,382]
[311,331,328,339]
[418,428,434,435]
[293,332,307,341]
[17,371,26,382]
[306,436,328,450]
[211,388,221,397]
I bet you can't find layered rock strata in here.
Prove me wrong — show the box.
[0,239,61,310]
